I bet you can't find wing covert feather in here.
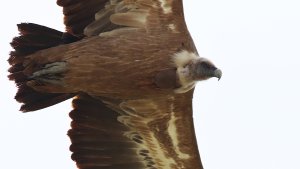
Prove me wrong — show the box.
[69,91,203,169]
[57,0,187,36]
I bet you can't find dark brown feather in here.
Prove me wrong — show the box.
[58,0,108,35]
[69,94,146,169]
[8,23,76,112]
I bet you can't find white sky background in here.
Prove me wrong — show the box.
[0,1,299,169]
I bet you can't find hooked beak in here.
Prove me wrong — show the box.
[214,69,222,81]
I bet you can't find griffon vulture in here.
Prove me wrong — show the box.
[8,0,222,169]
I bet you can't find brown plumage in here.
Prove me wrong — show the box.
[8,0,222,169]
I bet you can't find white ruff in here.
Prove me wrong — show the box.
[172,50,199,93]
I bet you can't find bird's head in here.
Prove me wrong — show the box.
[172,50,222,93]
[190,57,222,81]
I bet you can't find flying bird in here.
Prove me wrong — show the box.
[8,0,222,169]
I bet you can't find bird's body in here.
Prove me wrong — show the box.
[8,0,222,169]
[25,29,197,99]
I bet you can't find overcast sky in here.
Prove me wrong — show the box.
[1,1,300,169]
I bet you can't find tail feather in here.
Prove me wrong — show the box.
[8,23,63,65]
[8,23,77,112]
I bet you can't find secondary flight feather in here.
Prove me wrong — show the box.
[8,0,222,169]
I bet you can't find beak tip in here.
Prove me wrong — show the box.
[214,69,222,81]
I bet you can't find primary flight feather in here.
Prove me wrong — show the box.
[8,0,222,169]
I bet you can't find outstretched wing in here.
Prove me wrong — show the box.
[57,0,187,36]
[55,1,202,169]
[69,91,203,169]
